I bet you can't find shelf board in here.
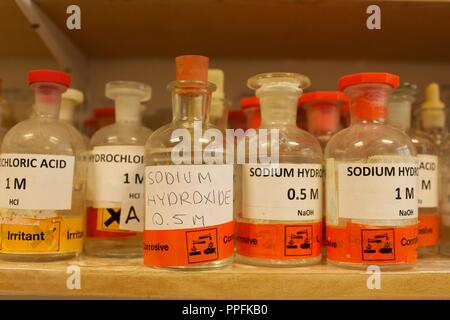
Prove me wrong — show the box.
[32,0,450,61]
[1,255,450,299]
[0,1,51,58]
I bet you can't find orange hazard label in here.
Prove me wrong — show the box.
[418,212,439,247]
[86,207,135,238]
[326,223,417,264]
[236,221,322,260]
[143,221,234,267]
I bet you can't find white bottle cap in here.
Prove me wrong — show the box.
[60,88,84,122]
[208,69,225,99]
[106,81,151,123]
[388,83,416,131]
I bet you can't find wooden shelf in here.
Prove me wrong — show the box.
[0,1,51,58]
[30,0,450,61]
[1,255,450,299]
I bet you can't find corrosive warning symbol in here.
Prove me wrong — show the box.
[284,225,313,256]
[186,228,219,264]
[361,228,395,261]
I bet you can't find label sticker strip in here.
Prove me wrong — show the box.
[236,221,322,260]
[243,163,323,221]
[143,221,235,267]
[0,216,83,253]
[326,223,418,264]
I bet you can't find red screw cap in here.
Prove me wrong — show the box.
[338,72,399,91]
[28,69,71,87]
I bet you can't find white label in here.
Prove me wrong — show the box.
[0,153,74,210]
[145,165,233,231]
[243,163,323,221]
[418,154,438,208]
[120,181,144,231]
[87,146,145,231]
[338,162,418,220]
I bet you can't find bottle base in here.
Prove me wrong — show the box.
[236,254,322,267]
[327,259,415,271]
[0,252,78,262]
[150,256,233,271]
[85,237,142,259]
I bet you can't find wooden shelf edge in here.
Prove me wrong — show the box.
[1,256,450,299]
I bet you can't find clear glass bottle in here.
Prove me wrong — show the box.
[85,81,152,258]
[0,70,84,261]
[299,91,347,149]
[208,69,230,131]
[94,107,115,129]
[440,135,450,256]
[420,83,447,146]
[325,73,418,270]
[241,96,261,129]
[83,117,98,138]
[144,55,234,270]
[236,72,323,267]
[388,83,439,256]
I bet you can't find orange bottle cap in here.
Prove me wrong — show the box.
[175,55,209,81]
[299,91,348,107]
[338,72,399,91]
[240,96,260,109]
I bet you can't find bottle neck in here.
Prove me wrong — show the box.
[259,91,298,127]
[115,96,141,124]
[171,85,212,123]
[346,84,391,125]
[33,83,65,119]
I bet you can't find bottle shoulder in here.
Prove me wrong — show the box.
[91,123,152,147]
[408,128,438,155]
[145,122,221,148]
[1,118,77,155]
[325,123,416,160]
[254,126,322,162]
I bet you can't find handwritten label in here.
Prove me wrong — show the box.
[144,164,233,231]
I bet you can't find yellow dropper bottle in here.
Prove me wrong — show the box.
[420,82,447,145]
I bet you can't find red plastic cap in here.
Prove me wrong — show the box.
[240,96,260,109]
[338,72,399,91]
[94,107,115,117]
[84,118,98,127]
[28,69,71,87]
[299,91,348,107]
[175,55,209,81]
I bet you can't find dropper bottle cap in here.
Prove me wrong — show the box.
[421,82,446,129]
[106,81,151,123]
